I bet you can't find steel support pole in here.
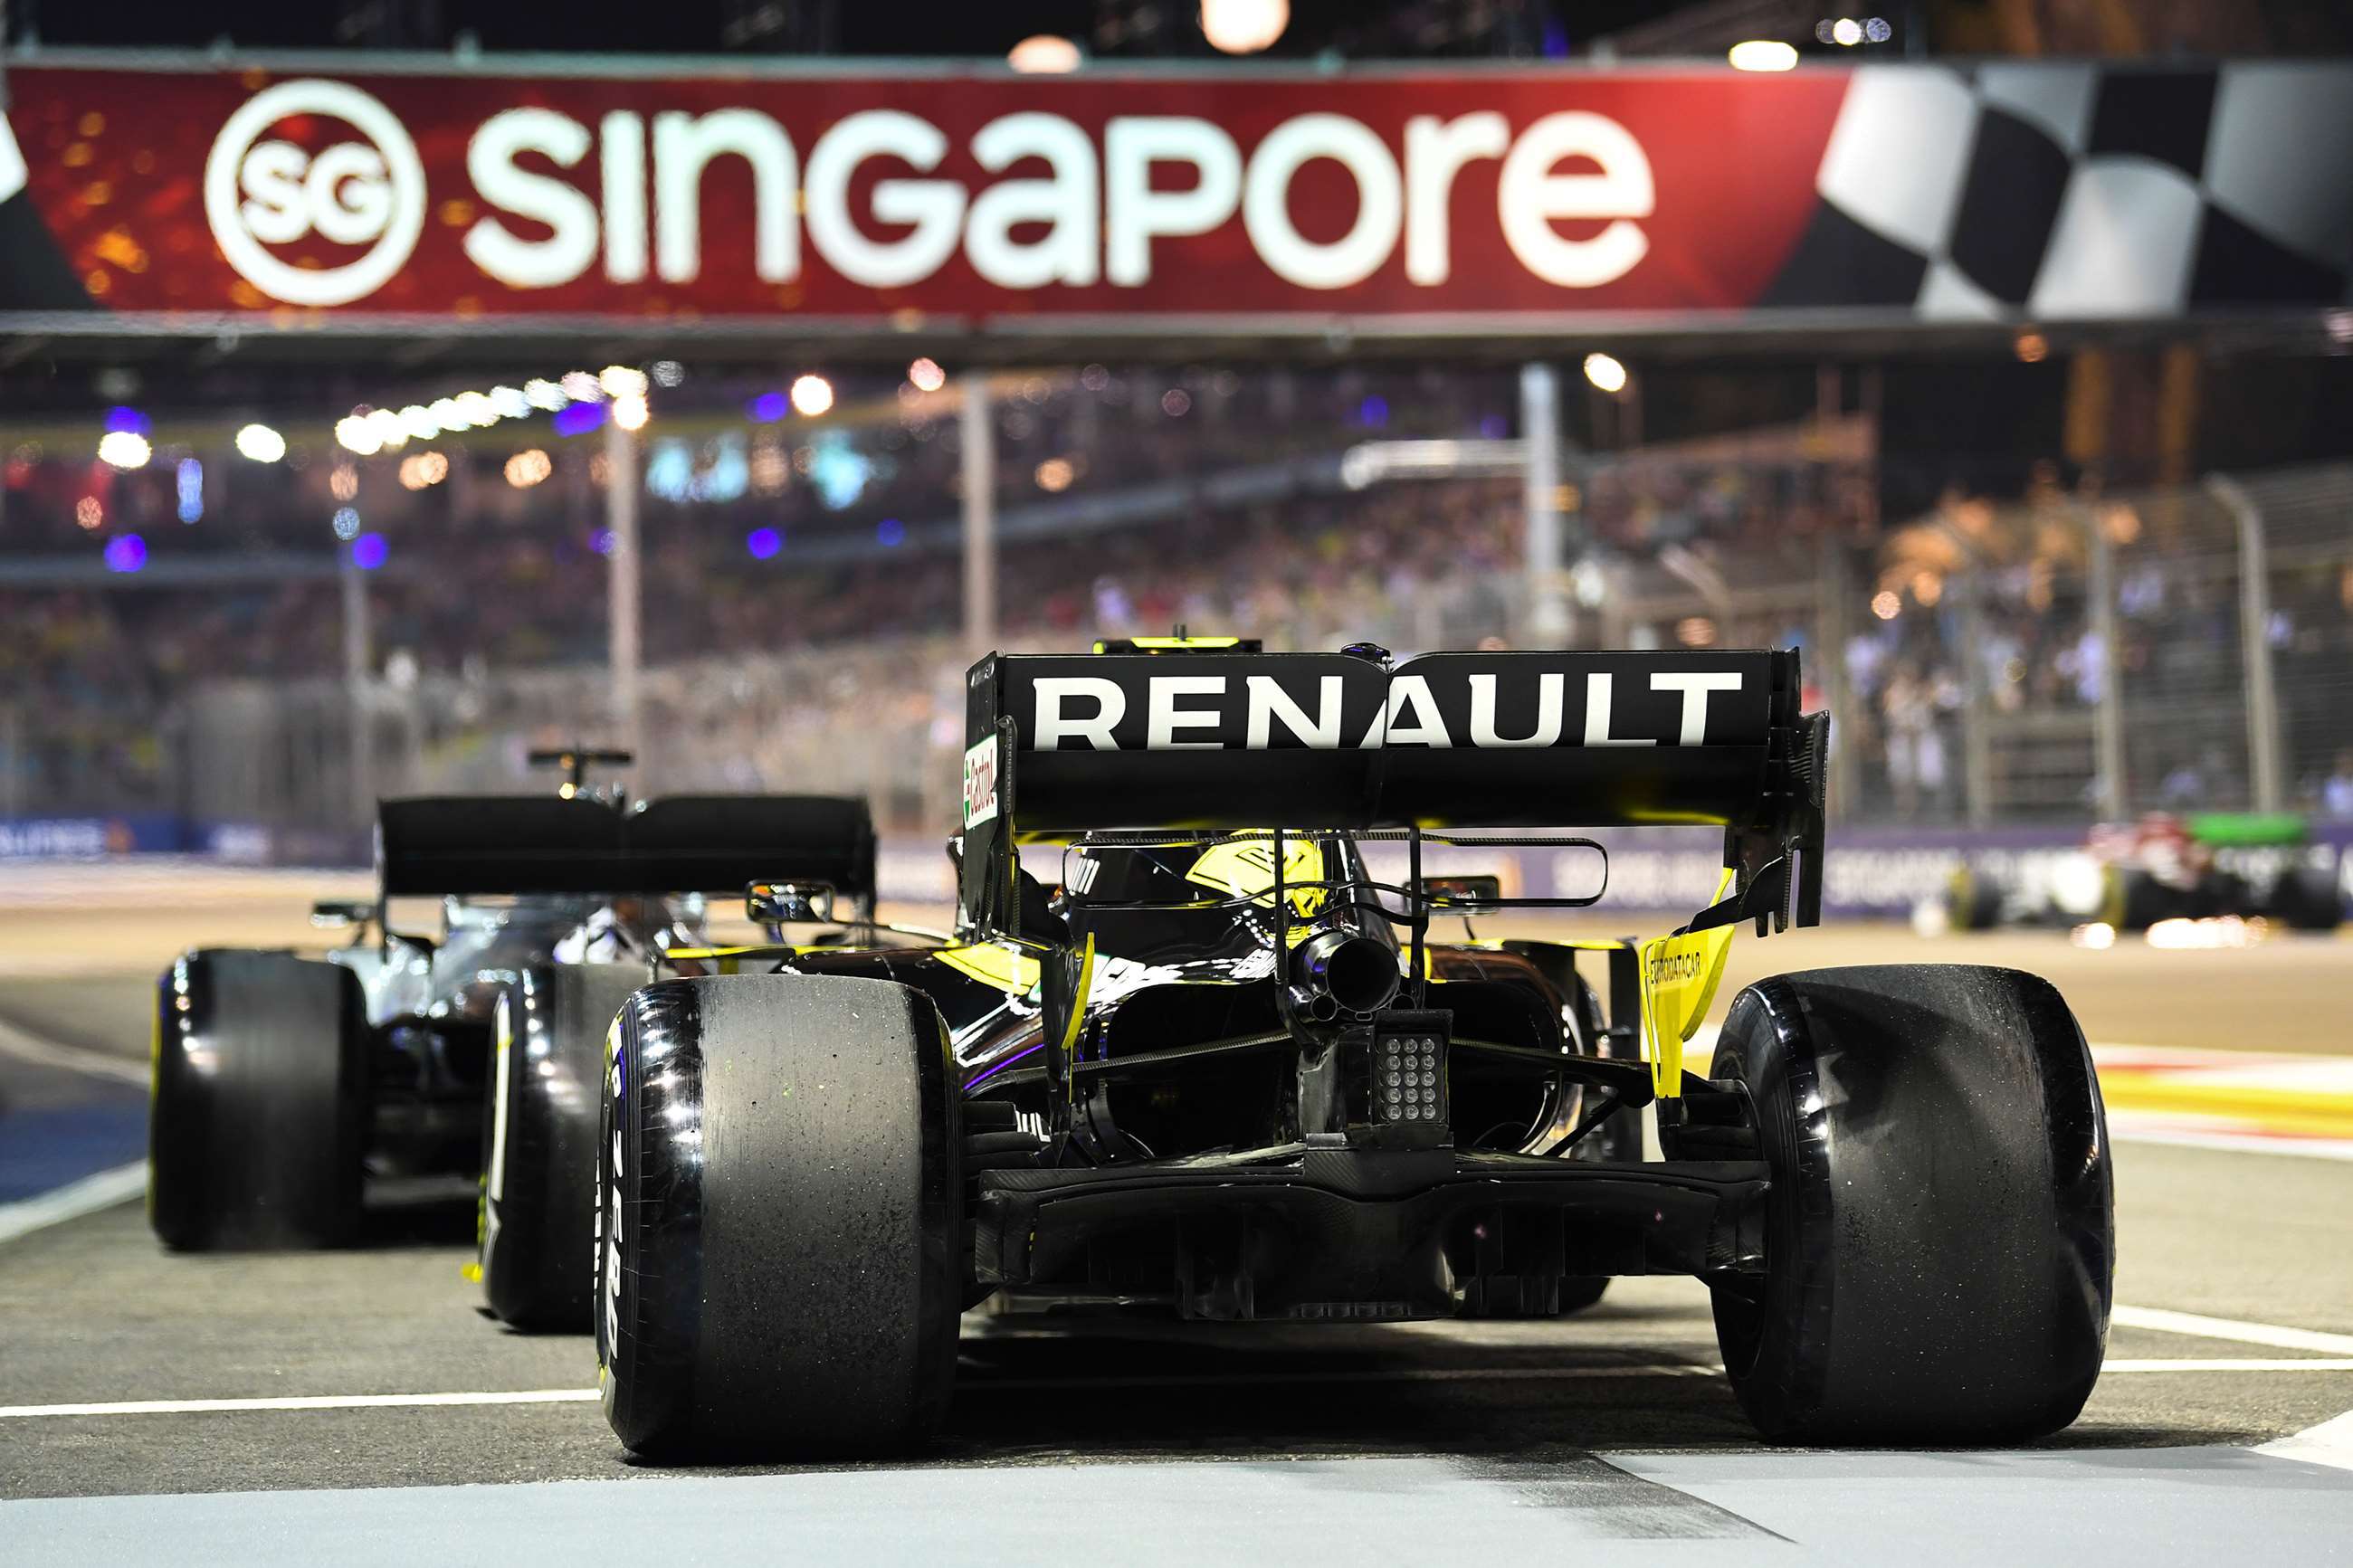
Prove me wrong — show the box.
[962,375,997,654]
[2207,472,2284,811]
[1816,533,1857,821]
[605,419,643,771]
[1520,363,1567,644]
[339,553,374,829]
[1957,573,1993,825]
[2082,508,2128,818]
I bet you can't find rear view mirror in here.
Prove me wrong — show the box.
[1423,875,1504,912]
[310,900,372,930]
[748,881,835,927]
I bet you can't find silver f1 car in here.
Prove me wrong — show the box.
[595,641,2114,1458]
[149,751,879,1333]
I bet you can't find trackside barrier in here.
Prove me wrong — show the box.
[38,821,2348,923]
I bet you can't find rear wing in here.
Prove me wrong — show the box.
[957,647,1825,936]
[378,794,877,903]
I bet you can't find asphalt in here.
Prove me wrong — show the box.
[0,920,2348,1554]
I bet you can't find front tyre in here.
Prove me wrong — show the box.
[1710,964,2112,1444]
[598,974,961,1460]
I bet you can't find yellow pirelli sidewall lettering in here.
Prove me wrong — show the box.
[1638,871,1740,1098]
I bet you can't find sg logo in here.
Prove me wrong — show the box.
[203,78,427,308]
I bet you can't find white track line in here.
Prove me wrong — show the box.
[2101,1126,2353,1163]
[0,1388,600,1419]
[5,1357,2351,1421]
[2258,1409,2353,1472]
[0,1162,147,1249]
[2112,1305,2353,1356]
[2102,1359,2353,1373]
[0,1014,148,1086]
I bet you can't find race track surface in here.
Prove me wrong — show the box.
[1,879,2348,1560]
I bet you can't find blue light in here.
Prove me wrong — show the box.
[808,430,872,510]
[105,406,149,435]
[590,528,616,556]
[1358,395,1388,428]
[692,433,748,503]
[351,533,388,571]
[876,517,905,546]
[643,439,694,502]
[331,507,361,540]
[748,392,789,423]
[553,402,607,437]
[176,458,203,523]
[103,534,147,573]
[746,527,782,560]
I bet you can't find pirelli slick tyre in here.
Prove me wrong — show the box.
[478,964,647,1332]
[598,974,961,1460]
[1943,867,2005,932]
[1710,965,2112,1444]
[149,950,367,1251]
[2269,868,2343,932]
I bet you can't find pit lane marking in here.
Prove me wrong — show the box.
[0,1389,603,1418]
[7,1357,2353,1421]
[2112,1306,2353,1356]
[0,1015,148,1087]
[0,1162,147,1249]
[2258,1409,2353,1473]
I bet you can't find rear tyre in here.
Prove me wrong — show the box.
[2110,869,2177,931]
[1710,964,2112,1444]
[2268,868,2343,932]
[149,950,367,1250]
[598,974,961,1459]
[478,964,647,1331]
[1944,867,2005,932]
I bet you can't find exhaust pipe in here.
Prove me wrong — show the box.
[1291,929,1401,1018]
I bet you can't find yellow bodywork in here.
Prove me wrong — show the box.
[1635,870,1741,1098]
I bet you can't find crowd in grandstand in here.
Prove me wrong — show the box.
[6,368,2351,827]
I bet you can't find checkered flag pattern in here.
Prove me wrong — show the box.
[0,107,102,312]
[1765,62,2353,318]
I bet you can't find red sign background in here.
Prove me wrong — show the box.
[5,64,1850,321]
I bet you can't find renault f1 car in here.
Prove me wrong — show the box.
[149,758,879,1333]
[595,643,2113,1457]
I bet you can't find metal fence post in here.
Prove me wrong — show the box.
[605,418,643,773]
[1520,363,1567,644]
[339,555,374,832]
[2205,472,2285,812]
[1815,533,1858,821]
[2081,505,2129,819]
[1957,568,1993,825]
[962,375,997,655]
